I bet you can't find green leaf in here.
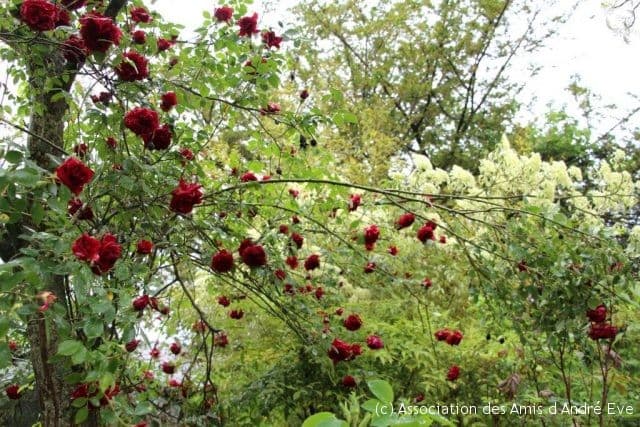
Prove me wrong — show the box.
[134,401,153,416]
[302,412,347,427]
[31,202,45,226]
[99,372,114,392]
[75,407,88,424]
[58,340,84,356]
[0,343,10,369]
[368,380,393,403]
[84,318,104,338]
[0,316,9,337]
[5,150,23,164]
[361,399,380,413]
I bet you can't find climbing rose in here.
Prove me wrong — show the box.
[130,6,151,23]
[79,12,122,53]
[20,0,59,31]
[62,35,88,63]
[157,38,173,52]
[131,29,146,44]
[169,180,203,214]
[136,240,153,254]
[115,51,149,81]
[304,254,320,271]
[241,244,267,267]
[240,172,258,182]
[364,225,380,250]
[214,6,233,22]
[229,309,244,319]
[586,304,607,323]
[124,107,159,138]
[315,287,324,300]
[149,347,160,359]
[143,124,172,150]
[68,198,93,220]
[217,295,231,307]
[300,89,309,100]
[388,245,398,256]
[342,375,357,388]
[125,339,140,352]
[170,342,181,355]
[72,234,100,262]
[588,323,618,340]
[160,91,178,111]
[434,329,451,341]
[161,362,175,374]
[364,262,376,273]
[291,233,304,249]
[422,278,432,289]
[237,13,259,37]
[343,314,362,331]
[446,330,463,346]
[279,224,289,234]
[106,136,117,148]
[5,384,21,400]
[179,148,194,161]
[56,157,94,195]
[396,213,415,229]
[417,221,437,242]
[91,233,121,275]
[348,194,361,211]
[132,295,150,311]
[214,332,228,347]
[259,102,280,115]
[262,30,282,49]
[447,365,461,381]
[366,335,384,350]
[285,255,298,269]
[274,269,286,280]
[327,338,361,364]
[211,250,234,273]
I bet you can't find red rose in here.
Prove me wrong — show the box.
[179,148,194,161]
[396,213,415,230]
[214,332,228,347]
[170,180,203,214]
[422,278,432,289]
[417,221,437,243]
[192,320,206,333]
[262,30,282,49]
[91,233,121,275]
[150,347,160,359]
[291,233,304,249]
[304,254,320,271]
[217,295,231,307]
[132,295,150,311]
[237,12,259,37]
[274,269,286,280]
[72,143,88,157]
[364,262,376,273]
[161,362,175,374]
[106,136,117,148]
[61,0,87,10]
[364,224,379,250]
[439,235,447,244]
[20,0,59,31]
[68,198,94,220]
[279,224,289,234]
[71,383,91,400]
[343,314,362,331]
[240,172,258,182]
[434,329,450,341]
[55,7,70,26]
[327,338,361,364]
[5,384,21,400]
[388,245,398,256]
[259,102,281,115]
[446,330,463,346]
[348,194,361,212]
[170,342,181,355]
[160,91,178,112]
[237,238,253,256]
[588,323,618,340]
[241,244,267,267]
[285,256,298,269]
[125,339,140,352]
[124,107,159,138]
[56,157,94,195]
[131,30,146,44]
[115,51,149,81]
[292,215,301,224]
[300,89,309,100]
[211,250,234,273]
[366,335,384,349]
[315,286,324,300]
[229,309,244,319]
[214,6,233,22]
[8,341,17,352]
[587,304,607,323]
[136,239,153,254]
[447,365,460,381]
[157,38,173,52]
[130,6,151,23]
[289,188,299,198]
[335,308,344,316]
[341,375,357,388]
[80,12,122,53]
[72,233,100,263]
[62,35,87,63]
[143,124,172,150]
[168,379,181,388]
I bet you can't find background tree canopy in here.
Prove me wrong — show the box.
[0,0,638,426]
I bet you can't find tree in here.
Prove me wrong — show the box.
[0,1,638,426]
[289,0,568,180]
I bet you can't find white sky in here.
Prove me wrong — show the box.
[1,0,639,137]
